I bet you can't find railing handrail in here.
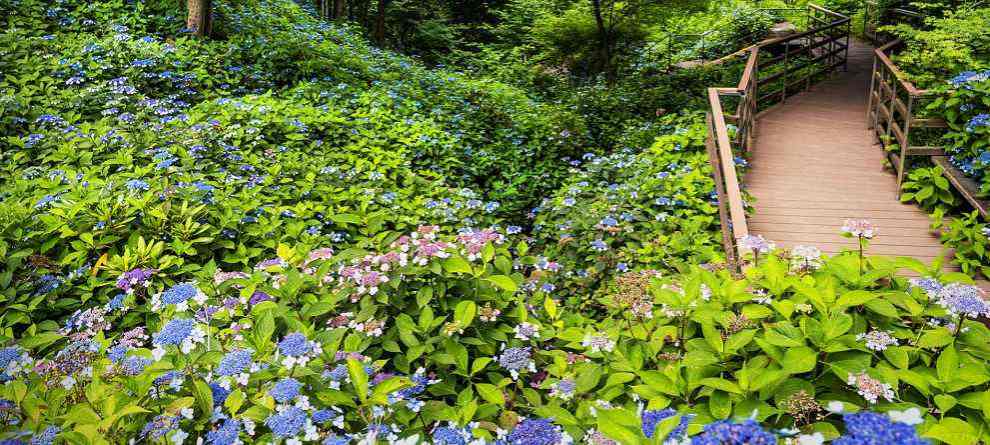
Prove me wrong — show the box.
[874,39,931,96]
[705,4,850,269]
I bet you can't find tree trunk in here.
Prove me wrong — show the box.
[373,0,388,44]
[334,0,346,21]
[186,0,212,37]
[590,0,612,80]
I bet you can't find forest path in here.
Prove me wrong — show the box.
[746,38,985,285]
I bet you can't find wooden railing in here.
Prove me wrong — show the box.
[867,39,946,194]
[867,40,989,218]
[706,4,850,270]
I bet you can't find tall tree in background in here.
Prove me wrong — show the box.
[589,0,640,81]
[373,0,392,44]
[186,0,212,37]
[334,0,347,20]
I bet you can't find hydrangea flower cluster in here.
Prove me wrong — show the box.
[841,219,876,239]
[833,412,929,445]
[847,372,895,404]
[501,418,571,445]
[856,330,898,351]
[690,419,776,445]
[641,409,692,443]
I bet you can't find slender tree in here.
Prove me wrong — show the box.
[334,0,346,20]
[373,0,392,44]
[186,0,212,37]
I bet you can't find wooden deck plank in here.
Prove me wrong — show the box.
[746,38,980,280]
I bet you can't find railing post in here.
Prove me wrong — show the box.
[867,51,878,126]
[897,95,914,197]
[705,113,739,272]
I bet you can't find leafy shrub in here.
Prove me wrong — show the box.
[900,165,959,211]
[532,116,724,298]
[934,209,990,279]
[887,7,990,88]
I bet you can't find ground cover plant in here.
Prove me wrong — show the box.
[2,0,990,443]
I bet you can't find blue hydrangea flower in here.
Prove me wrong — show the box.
[834,412,928,445]
[161,283,199,305]
[690,419,776,445]
[30,426,59,445]
[216,349,253,376]
[206,419,241,445]
[434,423,473,445]
[642,409,692,442]
[153,318,195,346]
[312,409,338,425]
[264,406,307,438]
[125,179,150,191]
[209,382,230,407]
[269,378,302,403]
[120,356,152,376]
[502,418,565,445]
[966,114,990,133]
[278,332,312,357]
[140,415,179,440]
[322,435,351,445]
[497,347,532,372]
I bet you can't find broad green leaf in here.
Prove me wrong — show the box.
[348,358,369,403]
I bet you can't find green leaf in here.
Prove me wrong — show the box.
[224,389,245,414]
[937,346,959,383]
[485,275,517,292]
[883,346,910,369]
[18,332,63,350]
[823,314,853,340]
[475,383,504,405]
[919,328,954,349]
[348,358,369,403]
[836,290,877,309]
[453,301,477,327]
[192,379,214,417]
[442,256,473,275]
[864,299,900,317]
[700,378,743,394]
[597,409,643,445]
[923,417,977,445]
[709,391,732,419]
[934,394,957,413]
[782,347,817,374]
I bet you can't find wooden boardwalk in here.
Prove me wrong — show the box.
[746,39,959,269]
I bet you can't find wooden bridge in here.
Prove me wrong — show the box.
[705,5,988,285]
